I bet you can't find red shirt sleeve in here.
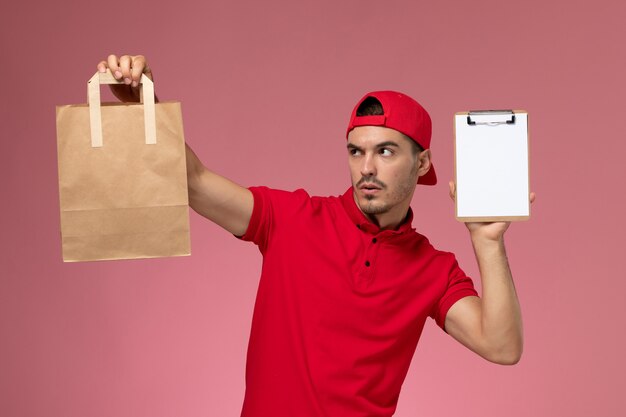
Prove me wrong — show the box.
[239,186,310,254]
[432,256,479,331]
[239,186,271,252]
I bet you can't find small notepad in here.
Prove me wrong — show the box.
[454,110,530,222]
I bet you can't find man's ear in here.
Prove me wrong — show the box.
[417,149,432,176]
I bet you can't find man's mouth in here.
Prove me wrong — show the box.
[356,177,386,196]
[359,183,383,196]
[360,183,381,191]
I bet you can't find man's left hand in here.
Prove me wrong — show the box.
[448,181,536,242]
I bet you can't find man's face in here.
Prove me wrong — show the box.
[347,126,431,225]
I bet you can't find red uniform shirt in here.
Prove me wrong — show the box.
[240,186,478,417]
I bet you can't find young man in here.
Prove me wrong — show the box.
[97,54,534,417]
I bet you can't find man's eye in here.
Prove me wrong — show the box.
[379,148,393,156]
[349,149,361,156]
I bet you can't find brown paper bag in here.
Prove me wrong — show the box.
[55,71,190,262]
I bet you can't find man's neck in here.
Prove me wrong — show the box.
[365,210,410,231]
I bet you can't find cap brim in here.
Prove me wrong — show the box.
[417,163,437,186]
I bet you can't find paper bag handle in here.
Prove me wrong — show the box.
[87,70,156,148]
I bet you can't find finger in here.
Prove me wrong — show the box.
[119,55,133,85]
[107,54,122,80]
[97,60,108,73]
[130,55,147,87]
[143,63,153,80]
[530,192,536,204]
[448,180,456,202]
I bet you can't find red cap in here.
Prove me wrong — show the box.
[346,91,436,185]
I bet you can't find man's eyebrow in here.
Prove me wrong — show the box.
[376,141,400,148]
[347,141,400,151]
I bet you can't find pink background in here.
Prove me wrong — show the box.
[1,1,625,416]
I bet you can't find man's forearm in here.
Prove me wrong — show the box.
[184,143,253,236]
[471,234,523,364]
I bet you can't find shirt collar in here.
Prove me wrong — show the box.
[340,187,414,236]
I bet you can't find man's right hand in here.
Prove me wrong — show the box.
[96,54,153,103]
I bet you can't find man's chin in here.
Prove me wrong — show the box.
[358,199,388,215]
[356,193,378,204]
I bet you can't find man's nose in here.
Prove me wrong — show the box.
[360,154,377,177]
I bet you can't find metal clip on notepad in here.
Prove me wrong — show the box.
[467,110,516,126]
